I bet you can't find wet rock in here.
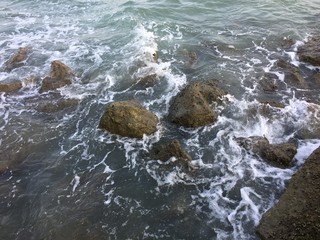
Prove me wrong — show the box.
[259,100,285,109]
[4,47,29,71]
[236,136,297,168]
[0,79,22,93]
[275,59,307,88]
[168,80,226,128]
[257,146,320,239]
[236,136,269,154]
[39,60,75,93]
[151,139,192,162]
[259,72,279,92]
[260,143,297,168]
[36,98,79,113]
[99,100,158,138]
[311,72,320,87]
[298,34,320,66]
[132,74,158,90]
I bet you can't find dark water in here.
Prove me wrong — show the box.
[1,0,320,239]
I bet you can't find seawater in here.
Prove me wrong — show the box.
[0,0,320,239]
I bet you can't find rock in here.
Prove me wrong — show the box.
[311,72,320,87]
[260,143,297,168]
[36,98,79,113]
[298,34,320,66]
[236,136,297,168]
[99,101,158,138]
[275,59,307,88]
[4,47,29,71]
[168,80,225,128]
[151,139,192,162]
[256,146,320,239]
[236,136,269,154]
[39,60,74,93]
[259,72,279,92]
[0,79,22,93]
[132,74,158,90]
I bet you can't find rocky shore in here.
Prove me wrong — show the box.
[1,32,320,239]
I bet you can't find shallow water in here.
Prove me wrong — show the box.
[1,0,320,239]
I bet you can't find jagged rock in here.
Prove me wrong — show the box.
[168,80,225,128]
[99,100,158,138]
[151,139,192,162]
[260,143,297,168]
[39,60,74,93]
[36,98,79,113]
[4,47,29,71]
[132,74,158,90]
[236,136,269,154]
[257,147,320,239]
[259,72,279,92]
[236,136,297,168]
[0,79,22,93]
[275,59,307,88]
[298,34,320,66]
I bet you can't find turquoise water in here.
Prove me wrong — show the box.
[1,0,320,239]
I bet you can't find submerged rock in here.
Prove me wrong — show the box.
[236,136,297,168]
[4,47,29,71]
[99,100,158,138]
[275,59,307,88]
[257,146,320,239]
[36,98,79,113]
[151,139,192,162]
[259,72,279,92]
[39,60,75,93]
[298,34,320,66]
[168,80,225,128]
[132,74,158,90]
[0,79,22,93]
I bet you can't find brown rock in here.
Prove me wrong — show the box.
[298,34,320,66]
[236,136,297,168]
[275,59,307,88]
[5,47,29,71]
[39,60,74,93]
[132,74,158,90]
[151,139,192,162]
[259,72,279,92]
[99,101,158,138]
[168,80,225,128]
[260,143,297,168]
[257,146,320,239]
[0,79,22,93]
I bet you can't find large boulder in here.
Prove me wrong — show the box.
[168,80,225,128]
[298,34,320,66]
[257,146,320,239]
[0,79,22,93]
[99,101,158,138]
[4,47,29,71]
[39,60,74,93]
